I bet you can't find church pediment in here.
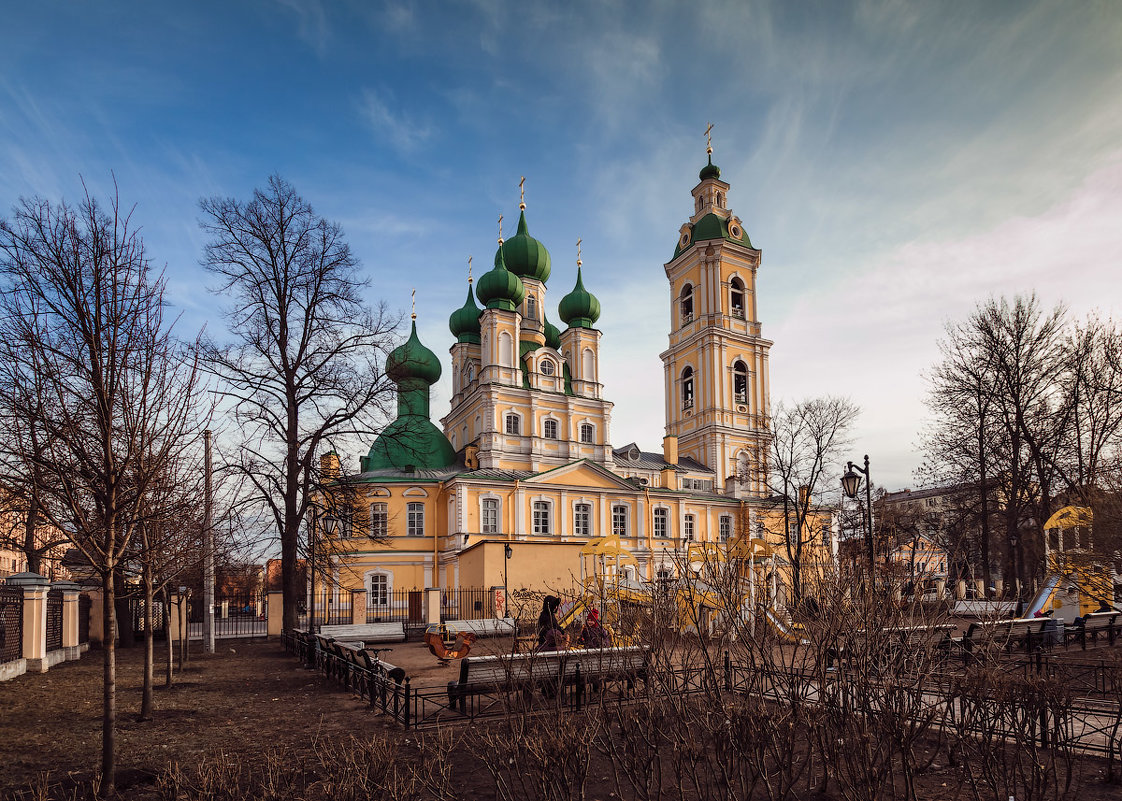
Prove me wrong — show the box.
[525,460,638,491]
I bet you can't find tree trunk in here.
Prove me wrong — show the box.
[163,585,174,688]
[101,570,117,795]
[139,571,155,721]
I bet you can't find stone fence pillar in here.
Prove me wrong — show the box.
[266,591,283,637]
[350,590,366,625]
[53,581,82,661]
[425,587,442,626]
[6,572,50,673]
[490,585,507,618]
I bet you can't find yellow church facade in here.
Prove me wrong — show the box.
[317,147,833,606]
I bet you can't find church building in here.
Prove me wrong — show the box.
[320,146,803,605]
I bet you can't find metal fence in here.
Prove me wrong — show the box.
[78,594,91,644]
[129,596,167,641]
[365,588,425,628]
[441,587,497,622]
[188,593,268,639]
[0,587,21,664]
[45,588,63,651]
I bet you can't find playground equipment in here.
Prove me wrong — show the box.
[423,624,478,666]
[1025,506,1115,623]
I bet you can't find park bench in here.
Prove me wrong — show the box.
[442,618,516,638]
[1067,611,1120,649]
[317,622,407,643]
[956,617,1059,656]
[446,645,649,713]
[881,623,957,649]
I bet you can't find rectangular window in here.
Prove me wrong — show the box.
[653,507,669,538]
[370,503,387,538]
[370,574,388,606]
[505,414,520,435]
[574,503,591,537]
[482,498,499,534]
[543,419,558,439]
[533,501,551,535]
[683,514,695,542]
[719,515,732,543]
[407,502,424,537]
[612,505,628,537]
[580,423,594,444]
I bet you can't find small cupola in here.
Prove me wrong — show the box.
[448,281,482,344]
[477,243,526,311]
[559,266,600,330]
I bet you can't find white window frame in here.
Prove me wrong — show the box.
[532,500,552,535]
[730,277,745,319]
[681,367,694,410]
[367,570,391,607]
[480,495,500,535]
[653,506,670,539]
[612,504,629,537]
[579,422,595,444]
[719,515,732,543]
[407,502,425,537]
[543,418,559,439]
[370,502,388,538]
[683,513,695,542]
[505,412,522,435]
[573,502,591,538]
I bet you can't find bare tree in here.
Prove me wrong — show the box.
[198,176,396,630]
[762,396,858,604]
[0,185,204,793]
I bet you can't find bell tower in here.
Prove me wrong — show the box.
[660,128,771,496]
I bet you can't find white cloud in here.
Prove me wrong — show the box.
[275,0,330,55]
[357,88,433,154]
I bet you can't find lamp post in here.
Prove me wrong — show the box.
[503,544,513,617]
[841,454,875,579]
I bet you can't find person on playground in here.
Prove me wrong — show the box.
[578,608,611,648]
[536,595,567,651]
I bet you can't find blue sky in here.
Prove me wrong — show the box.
[2,1,1120,490]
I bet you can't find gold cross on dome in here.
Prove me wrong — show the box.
[705,122,714,154]
[519,176,526,209]
[498,213,503,243]
[576,237,582,266]
[411,288,416,320]
[467,256,473,283]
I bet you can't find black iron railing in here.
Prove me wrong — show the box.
[45,589,63,651]
[0,587,23,664]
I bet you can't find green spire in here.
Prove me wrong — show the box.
[362,317,455,472]
[448,283,482,344]
[477,245,526,311]
[699,153,721,181]
[558,267,601,330]
[495,209,551,283]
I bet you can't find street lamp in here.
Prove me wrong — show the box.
[841,454,875,578]
[503,544,513,618]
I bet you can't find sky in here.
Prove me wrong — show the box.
[2,0,1120,491]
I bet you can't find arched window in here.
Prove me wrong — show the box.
[582,348,596,382]
[505,413,521,435]
[733,360,748,404]
[680,284,693,324]
[481,498,499,534]
[543,419,558,439]
[369,573,389,607]
[730,277,745,318]
[681,367,694,409]
[526,295,537,320]
[579,423,594,444]
[498,331,514,367]
[466,362,475,382]
[716,191,724,208]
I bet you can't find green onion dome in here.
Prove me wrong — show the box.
[543,314,562,350]
[448,283,482,344]
[477,247,526,311]
[699,154,721,181]
[386,320,442,386]
[558,267,600,329]
[494,210,551,283]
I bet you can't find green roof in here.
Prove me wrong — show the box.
[448,283,482,344]
[361,416,457,472]
[558,267,600,329]
[386,320,442,386]
[495,210,551,283]
[699,155,721,181]
[477,246,526,311]
[672,213,753,259]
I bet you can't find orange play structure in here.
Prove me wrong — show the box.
[423,625,478,666]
